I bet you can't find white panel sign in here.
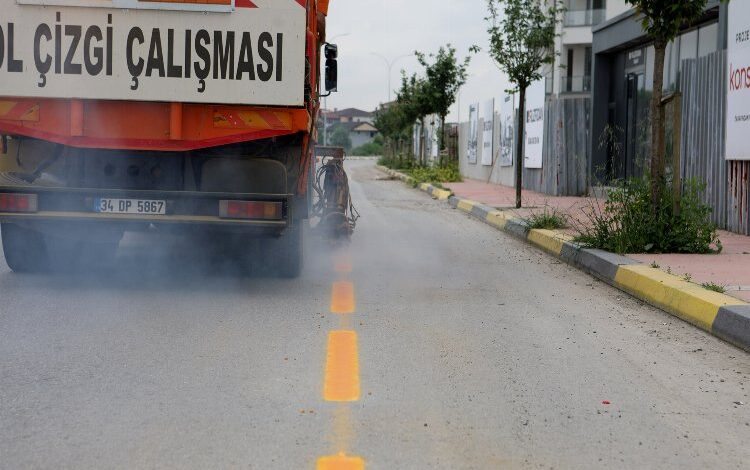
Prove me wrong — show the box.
[467,103,479,164]
[726,0,750,160]
[499,93,514,167]
[524,79,545,169]
[481,99,494,166]
[0,2,306,106]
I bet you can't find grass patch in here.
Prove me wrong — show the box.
[378,156,462,185]
[701,282,726,293]
[524,206,568,230]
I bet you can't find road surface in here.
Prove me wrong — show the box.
[1,160,749,469]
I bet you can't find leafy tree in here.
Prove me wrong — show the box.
[396,73,433,163]
[415,45,476,152]
[624,0,728,211]
[486,0,562,208]
[374,103,410,142]
[329,124,352,151]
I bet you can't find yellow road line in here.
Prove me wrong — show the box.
[334,252,353,274]
[324,331,360,402]
[317,452,365,470]
[331,281,356,314]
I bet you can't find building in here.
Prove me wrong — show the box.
[318,107,378,149]
[322,108,374,125]
[588,0,750,235]
[590,1,725,182]
[548,0,629,96]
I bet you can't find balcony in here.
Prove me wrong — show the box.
[563,8,606,27]
[560,75,592,93]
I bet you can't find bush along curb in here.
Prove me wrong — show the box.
[378,165,453,200]
[378,165,750,353]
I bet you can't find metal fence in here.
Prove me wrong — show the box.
[523,96,590,196]
[679,50,750,235]
[679,51,729,228]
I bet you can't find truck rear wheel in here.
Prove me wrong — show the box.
[1,223,49,273]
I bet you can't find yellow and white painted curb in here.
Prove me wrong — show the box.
[378,165,750,352]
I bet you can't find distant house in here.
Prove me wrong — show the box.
[319,107,379,149]
[324,108,374,125]
[340,121,379,149]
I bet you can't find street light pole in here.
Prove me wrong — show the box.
[370,52,415,103]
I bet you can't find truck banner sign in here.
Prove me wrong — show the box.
[0,3,306,106]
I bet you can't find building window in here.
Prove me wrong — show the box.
[563,0,606,27]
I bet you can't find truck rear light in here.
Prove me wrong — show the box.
[219,200,282,220]
[0,193,38,213]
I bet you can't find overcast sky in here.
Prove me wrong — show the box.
[324,0,512,122]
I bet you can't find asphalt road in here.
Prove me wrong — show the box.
[1,159,749,469]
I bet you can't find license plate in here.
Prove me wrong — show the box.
[94,198,166,215]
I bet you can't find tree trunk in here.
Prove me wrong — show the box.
[440,113,447,153]
[650,40,667,212]
[515,86,527,209]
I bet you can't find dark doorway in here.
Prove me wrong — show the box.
[624,72,646,179]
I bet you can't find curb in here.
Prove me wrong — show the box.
[379,165,750,353]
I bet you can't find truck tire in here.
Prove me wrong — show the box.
[275,224,303,278]
[1,223,49,273]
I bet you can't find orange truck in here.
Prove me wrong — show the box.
[0,0,336,276]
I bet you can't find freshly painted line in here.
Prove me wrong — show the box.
[324,331,361,402]
[334,253,353,274]
[317,453,365,470]
[614,265,746,331]
[331,281,356,314]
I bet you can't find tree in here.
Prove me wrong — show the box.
[415,45,476,153]
[329,124,352,151]
[624,0,728,211]
[486,0,562,208]
[396,72,432,164]
[373,104,409,158]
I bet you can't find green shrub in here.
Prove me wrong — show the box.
[378,157,462,184]
[524,206,568,230]
[407,164,462,185]
[575,177,720,254]
[351,140,383,156]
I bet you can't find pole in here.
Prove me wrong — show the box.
[371,53,415,103]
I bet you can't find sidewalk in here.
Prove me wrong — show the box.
[445,178,750,302]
